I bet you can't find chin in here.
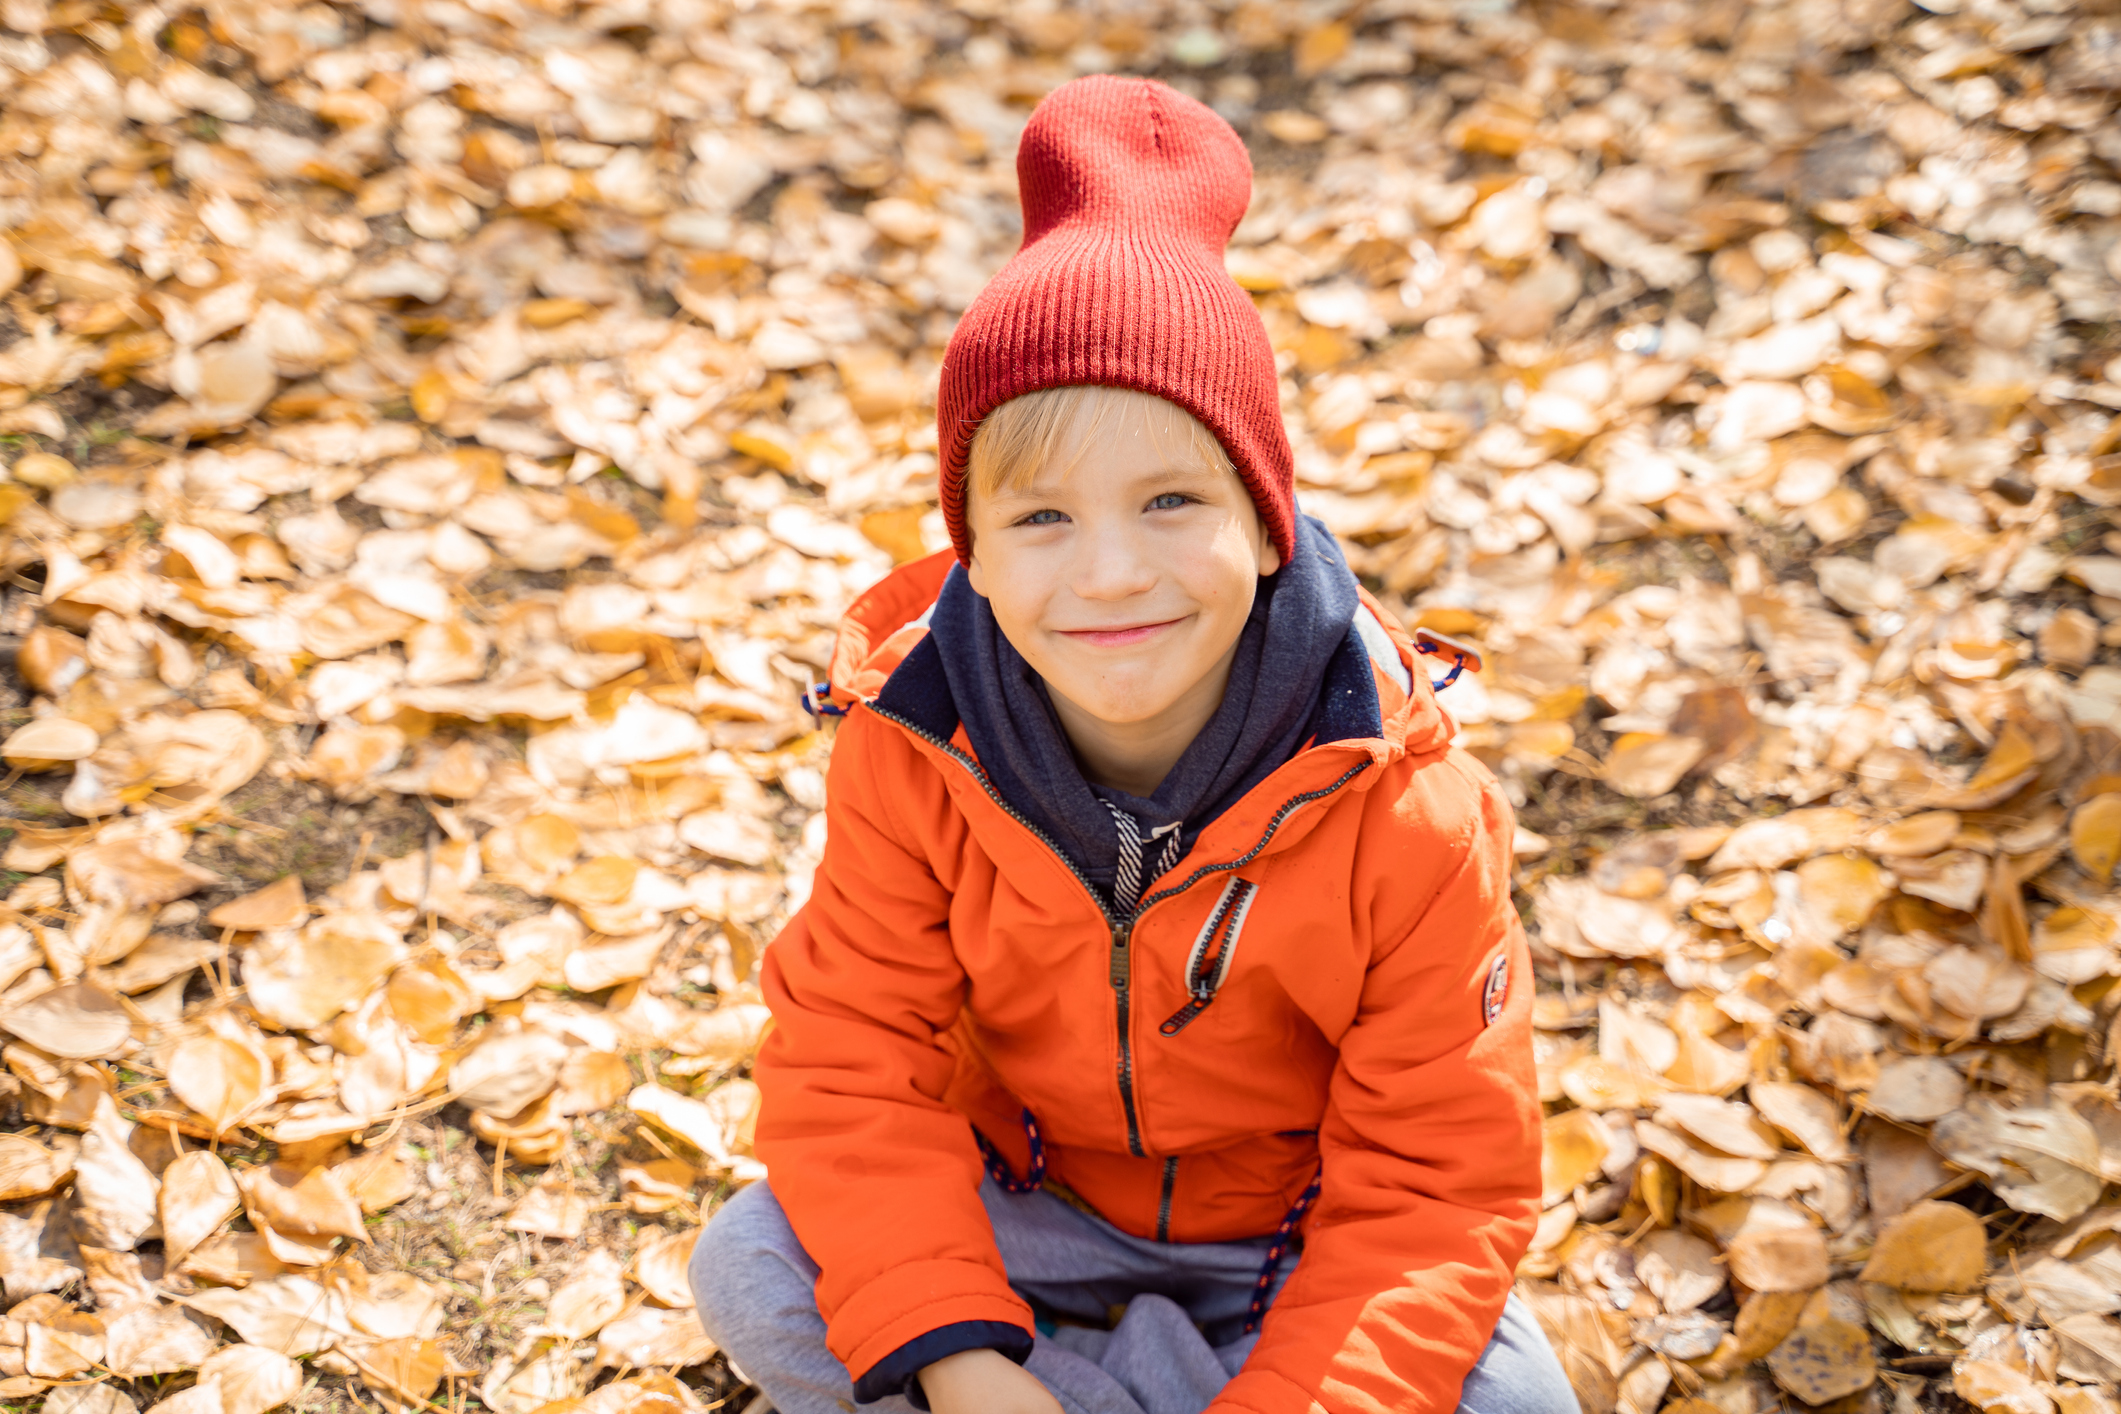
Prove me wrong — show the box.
[1070,680,1183,724]
[1082,698,1171,725]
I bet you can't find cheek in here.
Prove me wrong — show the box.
[1172,522,1264,612]
[974,548,1049,637]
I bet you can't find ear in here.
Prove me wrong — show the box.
[1256,532,1281,577]
[966,550,988,597]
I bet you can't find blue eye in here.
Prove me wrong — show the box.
[1148,493,1191,511]
[1018,508,1067,526]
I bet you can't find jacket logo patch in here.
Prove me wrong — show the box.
[1481,953,1509,1027]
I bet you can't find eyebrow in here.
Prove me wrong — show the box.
[987,464,1226,503]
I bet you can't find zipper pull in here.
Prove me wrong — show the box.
[1159,1000,1207,1036]
[1109,921,1130,988]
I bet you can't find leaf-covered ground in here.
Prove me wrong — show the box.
[2,2,2121,1413]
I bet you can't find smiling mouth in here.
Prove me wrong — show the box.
[1056,618,1185,648]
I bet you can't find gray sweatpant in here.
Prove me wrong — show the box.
[690,1177,1578,1414]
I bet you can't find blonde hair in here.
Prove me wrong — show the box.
[966,385,1235,505]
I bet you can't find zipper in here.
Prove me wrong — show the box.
[864,701,1369,1166]
[1109,917,1144,1155]
[1159,877,1258,1035]
[868,702,1153,1154]
[1156,1156,1178,1242]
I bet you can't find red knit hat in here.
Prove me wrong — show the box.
[936,75,1295,566]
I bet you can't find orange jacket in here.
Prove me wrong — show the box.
[754,551,1539,1414]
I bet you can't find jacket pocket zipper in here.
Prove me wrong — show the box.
[1159,877,1259,1036]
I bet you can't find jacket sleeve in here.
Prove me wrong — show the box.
[751,707,1036,1385]
[1210,757,1541,1414]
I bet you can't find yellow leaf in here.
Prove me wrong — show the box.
[553,855,640,907]
[728,428,795,471]
[410,367,456,424]
[1861,810,1961,856]
[1293,21,1350,77]
[1540,1108,1609,1206]
[861,505,931,565]
[1861,1200,1986,1290]
[2070,793,2121,880]
[522,297,595,329]
[1795,853,1890,935]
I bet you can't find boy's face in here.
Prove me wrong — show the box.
[964,402,1280,731]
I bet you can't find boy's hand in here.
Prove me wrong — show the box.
[919,1348,1064,1414]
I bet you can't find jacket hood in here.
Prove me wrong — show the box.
[825,549,1457,764]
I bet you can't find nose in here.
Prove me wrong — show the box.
[1067,516,1158,603]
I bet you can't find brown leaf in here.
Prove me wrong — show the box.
[1748,1082,1850,1162]
[203,1342,304,1414]
[551,855,641,908]
[592,1304,719,1371]
[1725,1223,1829,1293]
[2,716,98,767]
[67,841,220,909]
[160,1149,242,1266]
[451,1021,568,1116]
[75,1095,161,1252]
[103,1304,218,1377]
[358,1336,446,1406]
[0,981,134,1059]
[1865,1055,1965,1122]
[334,1147,416,1215]
[26,1308,107,1379]
[0,1133,76,1202]
[207,876,307,932]
[631,1226,701,1309]
[1766,1316,1876,1404]
[185,1275,353,1355]
[546,1251,626,1339]
[1956,1360,2056,1414]
[243,912,405,1033]
[1636,1230,1724,1313]
[1635,1120,1768,1193]
[167,1035,267,1135]
[1931,1098,2104,1221]
[239,1163,368,1244]
[1861,1201,1986,1291]
[552,1048,632,1117]
[1603,733,1706,799]
[506,1172,590,1239]
[1655,1094,1781,1160]
[1706,809,1863,872]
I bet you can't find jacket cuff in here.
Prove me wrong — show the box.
[829,1258,1035,1382]
[852,1320,1035,1408]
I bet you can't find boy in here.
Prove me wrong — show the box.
[692,76,1573,1414]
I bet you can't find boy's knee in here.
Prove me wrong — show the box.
[690,1181,807,1341]
[1459,1296,1579,1414]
